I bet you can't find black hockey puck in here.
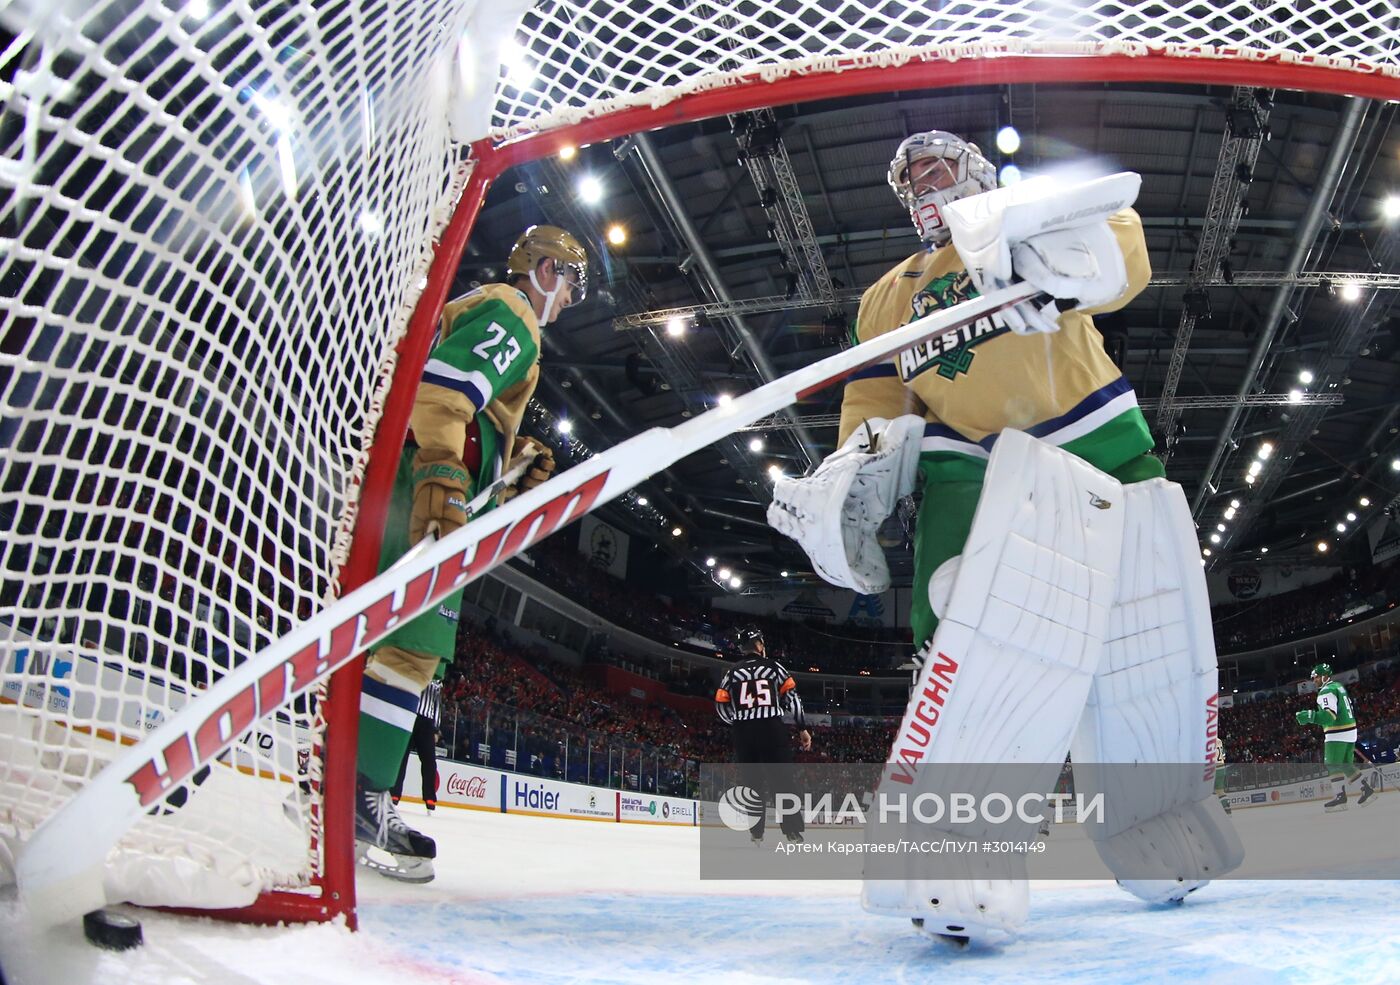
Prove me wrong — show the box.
[83,909,143,951]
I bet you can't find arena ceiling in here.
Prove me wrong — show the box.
[461,81,1400,597]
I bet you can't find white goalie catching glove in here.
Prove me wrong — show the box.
[943,171,1141,334]
[767,415,925,594]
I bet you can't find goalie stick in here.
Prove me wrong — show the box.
[15,280,1041,927]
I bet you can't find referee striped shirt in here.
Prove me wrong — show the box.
[418,679,443,728]
[715,657,805,727]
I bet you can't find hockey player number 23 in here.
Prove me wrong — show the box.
[472,322,522,374]
[737,679,774,709]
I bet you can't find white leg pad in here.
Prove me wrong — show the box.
[1070,478,1243,903]
[863,430,1124,941]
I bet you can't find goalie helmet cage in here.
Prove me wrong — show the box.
[0,0,1395,931]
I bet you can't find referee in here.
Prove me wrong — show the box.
[392,677,443,811]
[715,626,811,842]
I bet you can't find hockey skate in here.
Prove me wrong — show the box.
[1357,779,1377,808]
[1323,789,1348,813]
[356,774,437,882]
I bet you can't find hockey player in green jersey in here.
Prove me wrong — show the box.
[355,224,587,880]
[1296,663,1375,812]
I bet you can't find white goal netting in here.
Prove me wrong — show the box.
[1,0,1396,920]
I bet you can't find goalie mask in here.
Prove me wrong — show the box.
[507,224,588,326]
[888,130,997,246]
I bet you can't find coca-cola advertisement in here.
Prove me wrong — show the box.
[445,771,491,801]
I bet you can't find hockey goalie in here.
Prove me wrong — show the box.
[768,130,1243,944]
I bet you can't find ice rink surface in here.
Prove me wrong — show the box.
[3,799,1400,985]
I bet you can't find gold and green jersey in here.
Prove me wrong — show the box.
[410,283,542,467]
[1316,680,1357,734]
[837,209,1153,475]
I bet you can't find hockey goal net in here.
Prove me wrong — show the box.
[1,0,1396,928]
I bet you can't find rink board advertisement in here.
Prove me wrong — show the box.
[400,755,696,824]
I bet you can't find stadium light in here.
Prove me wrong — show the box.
[1360,497,1371,507]
[1347,512,1357,522]
[556,418,573,434]
[1384,195,1400,221]
[1248,460,1263,477]
[1392,459,1400,472]
[671,526,682,537]
[1202,548,1212,557]
[717,393,733,407]
[558,144,577,161]
[606,224,627,245]
[1340,282,1362,303]
[1336,522,1347,533]
[1289,389,1304,404]
[1317,541,1329,553]
[996,126,1021,155]
[999,164,1022,186]
[1224,507,1236,520]
[729,576,742,589]
[717,567,731,580]
[636,496,647,506]
[1210,533,1221,544]
[1261,546,1269,554]
[780,570,789,577]
[665,316,687,338]
[186,0,210,17]
[1298,369,1315,385]
[705,557,716,567]
[577,175,604,205]
[1257,442,1273,460]
[768,464,783,480]
[1216,523,1226,532]
[749,437,764,452]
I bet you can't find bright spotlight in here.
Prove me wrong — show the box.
[1336,522,1347,533]
[665,316,687,337]
[1258,442,1273,460]
[558,144,577,161]
[1216,523,1226,532]
[1347,512,1357,522]
[999,164,1022,186]
[606,224,627,245]
[1261,546,1269,553]
[705,557,716,567]
[577,175,604,205]
[1210,533,1221,544]
[729,576,742,589]
[636,496,648,506]
[717,567,732,580]
[1317,541,1329,553]
[357,210,383,237]
[1384,195,1400,221]
[671,526,683,537]
[1224,507,1236,519]
[768,464,783,480]
[556,418,573,434]
[1245,474,1256,485]
[996,126,1021,155]
[1392,459,1400,471]
[1202,548,1212,557]
[780,570,790,577]
[749,437,764,453]
[1230,499,1241,509]
[1361,497,1371,507]
[501,39,534,87]
[1340,282,1362,303]
[1288,389,1304,404]
[717,393,733,407]
[186,0,210,17]
[1248,461,1263,477]
[1299,369,1315,385]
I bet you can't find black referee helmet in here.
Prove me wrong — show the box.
[736,625,765,655]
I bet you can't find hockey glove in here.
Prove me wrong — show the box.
[500,436,555,503]
[410,448,471,543]
[1295,710,1316,726]
[767,415,924,594]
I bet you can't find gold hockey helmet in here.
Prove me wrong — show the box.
[506,224,588,303]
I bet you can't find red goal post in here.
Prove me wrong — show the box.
[1,0,1397,932]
